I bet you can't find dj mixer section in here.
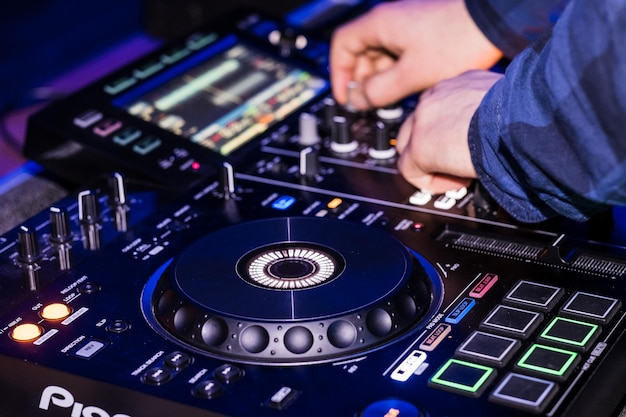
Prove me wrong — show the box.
[1,2,626,416]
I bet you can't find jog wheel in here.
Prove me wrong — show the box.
[142,217,443,365]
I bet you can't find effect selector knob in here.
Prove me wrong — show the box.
[330,115,358,154]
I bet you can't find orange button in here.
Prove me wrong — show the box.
[41,303,72,321]
[10,323,43,342]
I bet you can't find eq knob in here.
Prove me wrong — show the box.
[17,225,41,291]
[49,207,73,270]
[78,190,102,250]
[108,172,129,232]
[330,115,358,154]
[368,121,397,160]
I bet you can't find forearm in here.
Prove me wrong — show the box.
[469,0,626,222]
[464,0,569,58]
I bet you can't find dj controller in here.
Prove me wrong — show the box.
[2,2,626,416]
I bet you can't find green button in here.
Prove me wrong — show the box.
[428,359,496,397]
[539,317,599,351]
[516,344,579,381]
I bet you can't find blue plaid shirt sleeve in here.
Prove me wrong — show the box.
[464,0,569,58]
[468,0,626,222]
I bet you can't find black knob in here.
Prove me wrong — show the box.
[17,225,40,263]
[17,225,41,291]
[369,121,397,160]
[108,173,129,232]
[78,190,102,250]
[108,172,127,206]
[78,190,100,225]
[330,116,358,154]
[49,207,73,270]
[49,207,72,244]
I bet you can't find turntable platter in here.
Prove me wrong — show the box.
[142,217,442,364]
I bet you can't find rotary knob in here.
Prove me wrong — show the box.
[108,172,129,232]
[368,121,397,160]
[17,225,41,291]
[49,207,73,270]
[330,115,358,154]
[78,190,102,251]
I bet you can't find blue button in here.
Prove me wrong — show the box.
[445,297,476,324]
[272,196,296,210]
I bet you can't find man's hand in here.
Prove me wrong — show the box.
[395,70,503,192]
[330,0,502,110]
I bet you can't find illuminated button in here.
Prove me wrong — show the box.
[391,350,427,382]
[455,331,521,367]
[560,291,621,324]
[10,323,43,342]
[428,358,496,397]
[419,323,451,352]
[504,280,563,312]
[538,317,600,352]
[516,344,579,381]
[327,198,343,210]
[361,399,421,417]
[267,386,300,410]
[103,75,137,95]
[480,305,543,339]
[490,372,558,413]
[73,109,103,128]
[93,118,122,137]
[272,195,296,211]
[40,303,72,321]
[73,339,107,359]
[113,126,142,146]
[161,46,191,64]
[133,60,165,79]
[132,135,162,155]
[469,273,498,298]
[445,297,476,324]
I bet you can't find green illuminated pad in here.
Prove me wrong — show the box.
[516,344,579,381]
[539,317,599,351]
[428,359,496,397]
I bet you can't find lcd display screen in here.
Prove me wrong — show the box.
[113,35,328,155]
